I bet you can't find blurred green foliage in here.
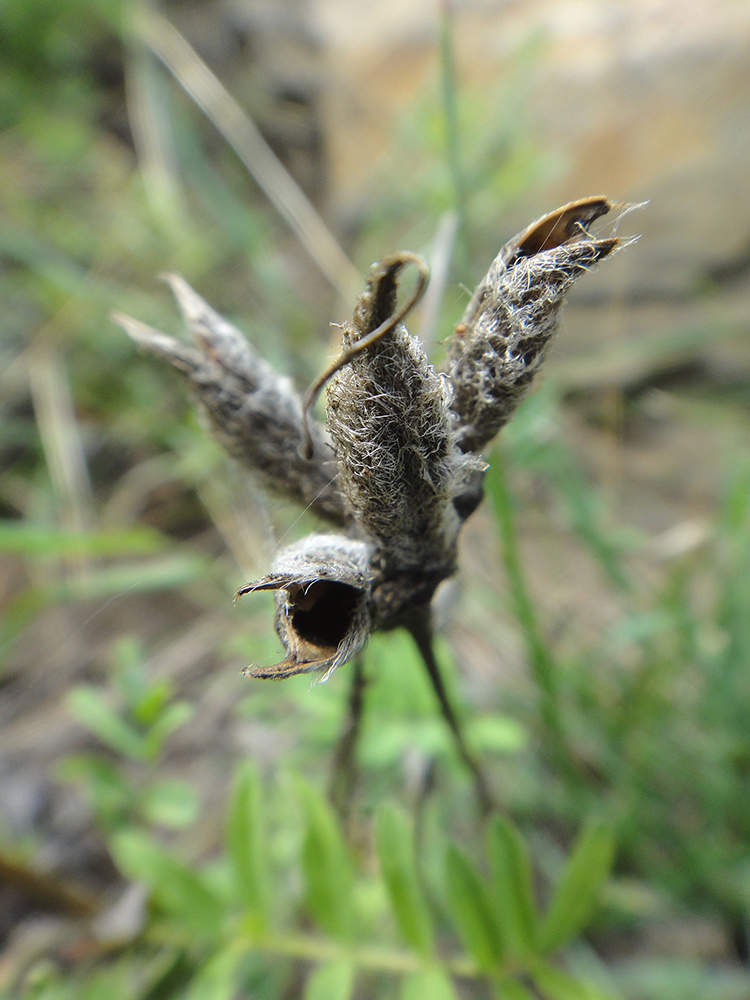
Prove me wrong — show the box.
[2,3,750,1000]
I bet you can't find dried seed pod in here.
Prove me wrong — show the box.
[237,534,374,681]
[448,198,626,454]
[113,275,347,526]
[324,253,470,573]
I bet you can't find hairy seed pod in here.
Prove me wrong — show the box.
[113,275,347,526]
[448,198,625,454]
[237,534,374,681]
[325,254,469,574]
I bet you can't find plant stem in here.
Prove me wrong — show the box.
[237,927,481,979]
[405,607,494,814]
[328,655,367,821]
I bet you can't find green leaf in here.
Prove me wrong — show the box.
[133,679,172,726]
[295,776,354,940]
[143,701,194,760]
[376,803,433,957]
[304,958,355,1000]
[538,821,615,954]
[467,716,527,754]
[400,968,457,1000]
[444,844,504,971]
[111,828,223,937]
[0,521,164,556]
[488,818,537,958]
[184,947,242,1000]
[140,779,199,829]
[67,686,146,760]
[532,962,618,1000]
[226,762,267,920]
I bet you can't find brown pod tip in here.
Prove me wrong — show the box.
[503,195,614,264]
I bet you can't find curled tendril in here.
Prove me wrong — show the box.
[301,252,430,460]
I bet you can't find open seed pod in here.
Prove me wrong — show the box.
[448,197,630,454]
[237,534,374,681]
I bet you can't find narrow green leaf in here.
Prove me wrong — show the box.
[444,844,504,971]
[50,554,209,601]
[111,828,223,936]
[304,958,355,1000]
[0,522,164,556]
[226,762,267,920]
[184,947,242,1000]
[376,803,433,956]
[488,818,537,957]
[539,821,615,954]
[532,961,618,1000]
[400,967,457,1000]
[68,686,146,761]
[295,776,354,940]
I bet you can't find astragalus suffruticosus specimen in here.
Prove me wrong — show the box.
[115,197,634,804]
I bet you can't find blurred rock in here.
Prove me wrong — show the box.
[304,0,750,295]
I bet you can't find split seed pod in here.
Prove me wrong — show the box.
[113,275,346,525]
[324,253,473,575]
[448,197,626,454]
[237,534,374,681]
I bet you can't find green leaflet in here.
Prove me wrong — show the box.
[488,817,537,958]
[68,686,147,761]
[111,828,223,937]
[494,978,538,1000]
[225,761,268,922]
[376,803,434,957]
[532,961,618,1000]
[400,967,457,1000]
[184,947,242,1000]
[295,776,355,941]
[539,821,615,954]
[444,844,504,971]
[304,958,356,1000]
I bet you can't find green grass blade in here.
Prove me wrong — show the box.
[0,522,165,556]
[485,451,562,747]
